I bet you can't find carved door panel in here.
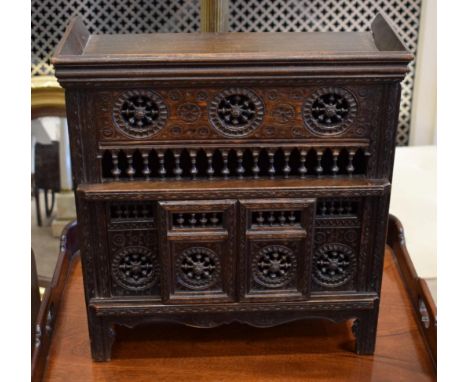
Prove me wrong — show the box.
[239,198,316,302]
[159,200,236,304]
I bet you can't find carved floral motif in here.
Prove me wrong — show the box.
[176,247,221,290]
[313,243,356,287]
[209,88,264,137]
[111,246,159,291]
[177,103,201,122]
[302,88,357,135]
[253,245,296,288]
[113,90,167,138]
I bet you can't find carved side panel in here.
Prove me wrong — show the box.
[239,198,316,301]
[159,200,237,303]
[312,197,363,292]
[106,201,161,297]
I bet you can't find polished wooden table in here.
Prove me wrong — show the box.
[42,245,435,382]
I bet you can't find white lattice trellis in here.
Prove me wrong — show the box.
[31,0,200,77]
[229,0,421,145]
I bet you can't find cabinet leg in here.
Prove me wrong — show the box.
[89,317,115,362]
[353,310,379,355]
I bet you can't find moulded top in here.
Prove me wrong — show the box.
[52,14,413,82]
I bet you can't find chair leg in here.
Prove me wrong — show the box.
[45,190,55,218]
[35,188,42,227]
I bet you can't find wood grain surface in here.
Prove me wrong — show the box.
[43,246,435,382]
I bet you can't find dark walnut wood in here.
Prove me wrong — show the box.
[52,13,412,361]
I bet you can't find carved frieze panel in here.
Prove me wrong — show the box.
[93,84,383,142]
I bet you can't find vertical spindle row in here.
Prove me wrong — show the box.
[101,145,368,181]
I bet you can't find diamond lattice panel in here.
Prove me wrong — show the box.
[229,0,421,145]
[31,0,200,77]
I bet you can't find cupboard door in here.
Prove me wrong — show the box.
[239,198,316,301]
[159,200,236,303]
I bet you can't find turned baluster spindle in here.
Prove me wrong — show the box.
[268,211,275,225]
[173,150,183,180]
[330,201,335,215]
[157,150,166,178]
[320,202,327,215]
[189,213,197,227]
[337,201,344,215]
[256,211,264,226]
[206,150,214,179]
[141,150,151,180]
[141,204,149,218]
[347,149,356,175]
[115,204,123,219]
[299,148,307,178]
[221,150,230,179]
[279,211,286,226]
[252,149,260,179]
[268,149,276,178]
[200,213,207,227]
[315,149,324,176]
[176,213,185,227]
[283,149,291,178]
[111,150,121,180]
[125,151,135,180]
[122,204,129,219]
[288,211,296,224]
[236,149,245,178]
[210,212,219,226]
[345,202,353,215]
[364,150,371,173]
[189,150,198,179]
[331,149,340,176]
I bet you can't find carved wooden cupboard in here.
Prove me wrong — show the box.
[53,14,412,361]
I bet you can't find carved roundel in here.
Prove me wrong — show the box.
[302,88,357,135]
[313,243,356,287]
[253,245,297,288]
[209,88,264,137]
[113,90,168,138]
[112,246,159,291]
[176,247,221,290]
